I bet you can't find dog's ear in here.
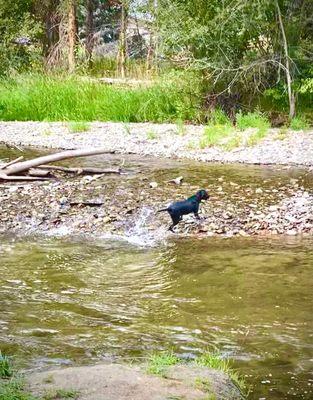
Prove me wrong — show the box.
[200,189,209,200]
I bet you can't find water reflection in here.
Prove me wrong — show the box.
[0,235,312,398]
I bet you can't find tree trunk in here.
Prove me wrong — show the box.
[117,2,128,78]
[146,0,157,73]
[68,0,77,73]
[43,0,61,57]
[276,0,296,119]
[85,0,96,66]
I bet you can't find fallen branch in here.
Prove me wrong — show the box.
[0,172,48,181]
[0,156,24,170]
[29,168,52,177]
[36,165,121,174]
[1,148,116,176]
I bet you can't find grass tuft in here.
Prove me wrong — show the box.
[147,130,157,140]
[0,352,13,378]
[275,126,288,140]
[147,351,179,377]
[0,378,36,400]
[289,116,309,130]
[194,377,213,392]
[67,121,90,133]
[236,111,270,146]
[236,111,270,131]
[43,388,79,400]
[175,119,187,136]
[200,124,234,148]
[208,109,231,126]
[195,352,247,395]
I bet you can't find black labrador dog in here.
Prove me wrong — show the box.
[158,189,209,231]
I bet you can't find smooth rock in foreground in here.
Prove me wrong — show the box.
[26,363,244,400]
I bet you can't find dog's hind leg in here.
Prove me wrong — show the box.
[169,214,181,232]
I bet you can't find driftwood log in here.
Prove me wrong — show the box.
[0,148,119,181]
[36,165,121,174]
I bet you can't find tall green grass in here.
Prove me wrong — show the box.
[0,73,201,122]
[196,352,247,395]
[0,378,36,400]
[0,352,12,378]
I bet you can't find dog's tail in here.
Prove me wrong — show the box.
[157,208,168,213]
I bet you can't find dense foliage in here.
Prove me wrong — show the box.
[0,0,312,121]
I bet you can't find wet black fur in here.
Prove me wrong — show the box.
[158,189,209,231]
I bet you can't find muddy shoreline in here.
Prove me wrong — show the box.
[0,121,313,166]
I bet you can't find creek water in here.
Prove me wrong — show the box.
[0,147,312,399]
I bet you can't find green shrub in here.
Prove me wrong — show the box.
[236,111,270,131]
[236,111,270,145]
[289,116,309,130]
[208,109,231,126]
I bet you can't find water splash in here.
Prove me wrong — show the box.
[123,207,168,247]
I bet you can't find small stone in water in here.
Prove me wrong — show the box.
[255,188,263,194]
[149,181,158,188]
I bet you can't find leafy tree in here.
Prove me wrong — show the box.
[156,0,313,117]
[0,0,42,75]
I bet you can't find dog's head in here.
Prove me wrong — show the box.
[196,189,210,201]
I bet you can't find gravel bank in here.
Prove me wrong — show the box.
[1,162,312,239]
[0,121,313,166]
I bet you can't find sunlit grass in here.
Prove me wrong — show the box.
[289,116,309,130]
[196,352,247,395]
[0,73,200,123]
[0,378,36,400]
[146,351,179,377]
[67,121,90,133]
[43,388,79,399]
[0,352,13,378]
[236,111,270,146]
[200,124,234,148]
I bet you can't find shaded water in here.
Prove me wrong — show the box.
[0,235,312,399]
[0,147,313,399]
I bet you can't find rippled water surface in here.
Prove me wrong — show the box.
[0,234,312,399]
[1,146,313,398]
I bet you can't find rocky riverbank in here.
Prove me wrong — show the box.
[0,148,312,240]
[0,121,313,166]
